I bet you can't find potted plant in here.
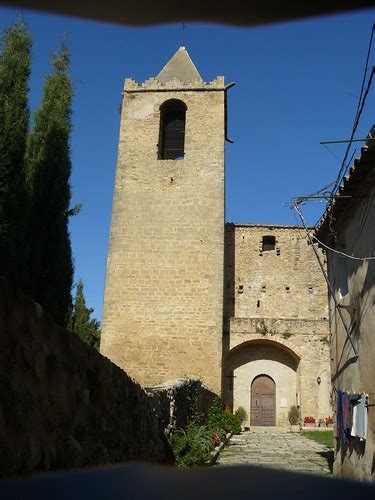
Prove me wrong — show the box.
[288,405,300,432]
[318,418,326,428]
[234,407,248,431]
[304,416,316,428]
[325,416,333,428]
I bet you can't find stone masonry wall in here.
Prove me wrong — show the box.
[147,378,216,433]
[223,224,331,426]
[0,279,172,477]
[224,224,329,321]
[101,77,226,393]
[224,318,331,426]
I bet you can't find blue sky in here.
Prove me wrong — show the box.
[1,7,374,320]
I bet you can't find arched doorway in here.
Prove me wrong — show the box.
[223,339,300,427]
[250,375,276,426]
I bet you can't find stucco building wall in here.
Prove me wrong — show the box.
[324,182,375,480]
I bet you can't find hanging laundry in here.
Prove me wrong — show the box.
[336,390,368,444]
[336,390,349,444]
[342,391,351,443]
[351,394,368,440]
[347,394,361,440]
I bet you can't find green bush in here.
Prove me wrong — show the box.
[168,398,242,468]
[234,406,247,424]
[207,397,242,437]
[288,405,300,425]
[169,424,213,467]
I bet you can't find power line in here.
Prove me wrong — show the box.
[292,203,358,356]
[322,143,341,161]
[354,22,375,125]
[330,22,375,198]
[311,234,375,261]
[332,67,374,197]
[320,137,375,145]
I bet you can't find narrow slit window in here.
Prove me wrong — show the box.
[158,99,186,160]
[262,235,276,251]
[229,371,234,391]
[257,300,260,308]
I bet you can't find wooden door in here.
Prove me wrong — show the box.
[250,375,276,426]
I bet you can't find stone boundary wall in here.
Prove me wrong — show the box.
[146,379,216,433]
[0,278,173,477]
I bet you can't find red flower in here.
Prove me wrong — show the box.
[211,432,221,447]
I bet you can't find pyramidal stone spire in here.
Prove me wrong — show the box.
[156,46,203,85]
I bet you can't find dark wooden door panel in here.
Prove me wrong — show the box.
[250,375,276,426]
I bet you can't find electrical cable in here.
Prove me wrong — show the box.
[331,67,374,198]
[354,22,375,126]
[331,30,375,199]
[311,234,375,261]
[292,203,358,356]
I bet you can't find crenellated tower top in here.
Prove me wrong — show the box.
[124,47,225,91]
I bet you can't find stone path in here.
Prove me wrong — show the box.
[216,431,333,476]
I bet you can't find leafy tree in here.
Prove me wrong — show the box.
[25,40,76,325]
[0,18,31,281]
[70,279,101,349]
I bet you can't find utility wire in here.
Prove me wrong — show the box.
[311,234,375,261]
[331,23,375,198]
[293,203,358,356]
[332,66,374,197]
[322,143,341,161]
[354,22,375,125]
[294,25,374,228]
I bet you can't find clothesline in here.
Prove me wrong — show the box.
[332,386,375,406]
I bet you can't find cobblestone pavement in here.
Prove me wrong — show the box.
[216,431,333,476]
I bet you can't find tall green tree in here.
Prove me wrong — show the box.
[70,279,101,349]
[0,18,32,280]
[25,40,75,326]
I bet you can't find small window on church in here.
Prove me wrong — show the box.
[158,99,187,160]
[262,235,276,251]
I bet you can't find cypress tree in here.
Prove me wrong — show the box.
[0,18,31,280]
[70,279,101,349]
[25,41,74,326]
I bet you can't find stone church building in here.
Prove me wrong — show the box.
[101,47,331,427]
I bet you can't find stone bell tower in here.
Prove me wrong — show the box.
[101,47,226,393]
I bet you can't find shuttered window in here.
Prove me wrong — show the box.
[158,100,186,160]
[262,235,276,251]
